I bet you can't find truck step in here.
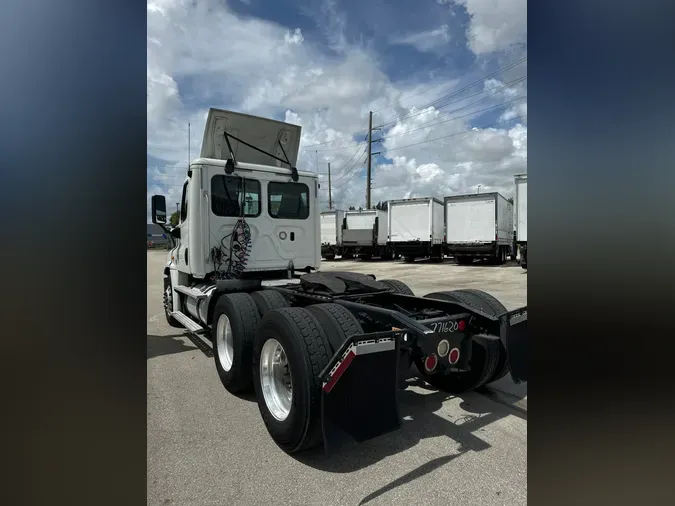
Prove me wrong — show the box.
[170,311,204,332]
[174,285,208,300]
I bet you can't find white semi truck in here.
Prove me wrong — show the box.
[444,192,513,265]
[514,174,527,269]
[320,209,345,260]
[341,209,393,260]
[150,108,528,455]
[387,197,445,263]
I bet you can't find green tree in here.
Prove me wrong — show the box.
[169,211,180,227]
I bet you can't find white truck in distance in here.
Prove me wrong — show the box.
[320,209,345,260]
[341,209,393,260]
[444,192,513,265]
[150,107,528,455]
[514,173,527,269]
[387,197,445,263]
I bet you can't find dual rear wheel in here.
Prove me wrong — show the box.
[212,289,362,453]
[210,282,511,452]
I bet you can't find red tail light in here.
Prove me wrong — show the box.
[424,355,438,372]
[457,320,466,332]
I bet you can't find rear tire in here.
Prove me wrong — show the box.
[306,303,363,354]
[423,289,509,386]
[251,290,288,317]
[252,308,331,453]
[212,293,260,393]
[379,279,414,295]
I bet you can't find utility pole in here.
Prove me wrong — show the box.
[327,162,333,210]
[366,111,382,209]
[366,111,373,209]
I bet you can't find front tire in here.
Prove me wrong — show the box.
[212,293,260,393]
[252,308,331,453]
[163,274,182,328]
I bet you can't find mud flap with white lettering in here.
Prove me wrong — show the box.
[319,330,405,452]
[500,307,528,383]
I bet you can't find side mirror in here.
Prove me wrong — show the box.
[151,195,167,224]
[170,227,181,239]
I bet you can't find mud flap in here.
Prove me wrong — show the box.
[319,331,404,452]
[500,308,528,383]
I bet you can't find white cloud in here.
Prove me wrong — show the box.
[445,0,527,56]
[147,0,526,219]
[391,25,451,54]
[284,28,304,45]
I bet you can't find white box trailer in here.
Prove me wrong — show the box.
[514,173,527,269]
[320,210,345,260]
[342,209,392,260]
[444,192,513,265]
[387,197,445,262]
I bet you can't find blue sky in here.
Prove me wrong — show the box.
[147,0,527,219]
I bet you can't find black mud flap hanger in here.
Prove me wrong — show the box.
[499,307,528,383]
[318,329,406,453]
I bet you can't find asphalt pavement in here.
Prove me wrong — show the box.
[147,251,527,506]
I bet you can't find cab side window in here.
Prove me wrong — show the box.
[180,181,188,223]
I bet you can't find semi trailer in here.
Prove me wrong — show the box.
[320,210,345,260]
[387,197,445,263]
[150,108,528,455]
[444,192,513,265]
[514,174,527,269]
[341,209,393,260]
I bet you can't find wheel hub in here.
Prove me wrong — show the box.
[163,285,173,315]
[215,314,234,372]
[260,338,293,421]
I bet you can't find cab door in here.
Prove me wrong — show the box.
[265,179,317,270]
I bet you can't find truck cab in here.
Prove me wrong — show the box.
[151,109,320,315]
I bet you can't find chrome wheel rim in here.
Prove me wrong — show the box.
[163,284,173,316]
[215,314,234,372]
[260,338,293,421]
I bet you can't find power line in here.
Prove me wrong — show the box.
[313,75,526,153]
[327,143,368,184]
[375,75,527,130]
[334,156,368,189]
[148,114,527,187]
[382,114,528,154]
[374,60,528,128]
[375,95,527,144]
[370,56,527,117]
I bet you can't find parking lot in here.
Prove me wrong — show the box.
[147,251,527,506]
